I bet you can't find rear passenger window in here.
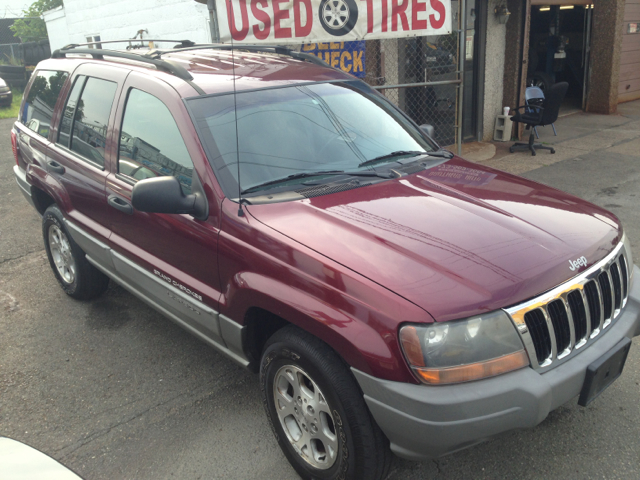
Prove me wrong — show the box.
[22,70,69,138]
[118,88,193,194]
[58,75,85,148]
[63,77,117,167]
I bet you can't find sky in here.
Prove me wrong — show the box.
[0,1,35,18]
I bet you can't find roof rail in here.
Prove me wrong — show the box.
[162,44,331,68]
[51,47,194,81]
[60,39,196,50]
[50,41,331,83]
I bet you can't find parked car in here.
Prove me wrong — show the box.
[0,437,82,479]
[0,77,12,107]
[12,42,640,480]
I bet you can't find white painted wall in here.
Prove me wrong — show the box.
[482,0,507,141]
[43,0,211,51]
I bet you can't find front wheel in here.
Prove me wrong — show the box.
[260,326,392,480]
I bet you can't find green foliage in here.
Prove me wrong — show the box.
[10,0,63,42]
[0,90,23,118]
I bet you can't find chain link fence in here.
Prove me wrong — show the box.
[358,2,462,147]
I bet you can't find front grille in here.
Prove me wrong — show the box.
[506,241,631,371]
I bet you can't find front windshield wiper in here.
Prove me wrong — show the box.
[358,149,455,168]
[358,150,426,168]
[425,149,455,159]
[241,170,394,195]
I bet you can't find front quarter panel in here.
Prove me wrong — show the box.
[217,199,429,383]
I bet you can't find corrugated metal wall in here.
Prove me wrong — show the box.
[619,0,640,102]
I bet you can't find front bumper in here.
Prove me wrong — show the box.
[352,265,640,460]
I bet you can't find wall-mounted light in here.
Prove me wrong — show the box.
[495,4,511,24]
[539,6,551,11]
[560,5,574,9]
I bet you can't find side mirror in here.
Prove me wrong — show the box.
[419,124,436,139]
[132,176,207,220]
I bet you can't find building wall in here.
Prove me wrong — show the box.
[482,0,508,141]
[586,0,626,114]
[43,0,211,51]
[619,0,640,103]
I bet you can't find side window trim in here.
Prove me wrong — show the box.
[117,87,195,193]
[54,76,118,170]
[57,75,87,149]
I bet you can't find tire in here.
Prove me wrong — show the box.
[318,0,358,37]
[260,326,392,480]
[43,205,109,300]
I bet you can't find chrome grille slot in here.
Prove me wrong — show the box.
[523,309,551,365]
[506,240,632,371]
[567,290,588,342]
[547,300,571,354]
[584,280,601,334]
[610,262,622,310]
[619,255,628,300]
[598,272,613,321]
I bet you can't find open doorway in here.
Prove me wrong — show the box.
[527,4,593,114]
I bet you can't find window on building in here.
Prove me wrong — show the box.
[118,88,193,194]
[86,35,102,49]
[22,70,69,138]
[59,76,117,167]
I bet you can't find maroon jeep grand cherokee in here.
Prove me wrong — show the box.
[12,42,640,480]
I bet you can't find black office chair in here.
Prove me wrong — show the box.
[510,82,568,156]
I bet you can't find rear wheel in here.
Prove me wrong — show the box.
[43,205,109,300]
[260,325,392,480]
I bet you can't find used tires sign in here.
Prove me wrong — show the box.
[218,0,452,44]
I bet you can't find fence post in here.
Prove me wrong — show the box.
[456,0,467,156]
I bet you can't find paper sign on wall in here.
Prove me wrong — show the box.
[217,0,452,44]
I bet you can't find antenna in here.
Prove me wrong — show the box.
[230,22,244,217]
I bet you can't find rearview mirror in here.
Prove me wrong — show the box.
[132,176,207,220]
[419,124,435,139]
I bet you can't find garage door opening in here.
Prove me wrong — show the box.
[527,3,593,114]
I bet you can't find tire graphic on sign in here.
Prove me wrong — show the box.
[318,0,358,36]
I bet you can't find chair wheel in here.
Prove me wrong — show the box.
[550,149,555,154]
[509,147,515,153]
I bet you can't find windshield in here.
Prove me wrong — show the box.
[187,81,436,198]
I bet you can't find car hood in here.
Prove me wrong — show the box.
[246,158,621,322]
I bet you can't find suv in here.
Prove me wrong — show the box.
[12,42,640,480]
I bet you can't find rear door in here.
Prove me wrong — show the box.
[46,63,127,257]
[105,72,224,344]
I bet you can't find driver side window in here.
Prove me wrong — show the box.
[118,88,193,194]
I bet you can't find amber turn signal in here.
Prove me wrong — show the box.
[412,350,530,385]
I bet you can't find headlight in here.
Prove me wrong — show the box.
[399,310,529,385]
[0,86,9,93]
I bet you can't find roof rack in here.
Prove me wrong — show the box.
[161,44,330,68]
[51,46,195,81]
[60,39,196,50]
[51,40,331,83]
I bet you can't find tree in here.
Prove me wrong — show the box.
[10,0,63,42]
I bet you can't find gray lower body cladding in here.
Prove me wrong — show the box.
[353,265,640,460]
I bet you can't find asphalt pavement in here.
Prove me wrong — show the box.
[1,100,640,480]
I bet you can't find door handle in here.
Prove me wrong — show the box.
[108,195,133,215]
[47,160,65,174]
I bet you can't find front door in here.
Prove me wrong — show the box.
[105,72,224,344]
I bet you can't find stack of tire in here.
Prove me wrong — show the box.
[0,65,27,89]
